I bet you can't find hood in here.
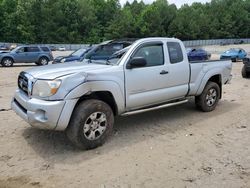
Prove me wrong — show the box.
[54,55,80,62]
[64,55,80,62]
[0,51,10,54]
[221,51,238,56]
[25,62,112,80]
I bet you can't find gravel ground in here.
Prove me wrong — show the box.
[0,46,250,188]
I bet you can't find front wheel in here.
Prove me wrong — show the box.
[66,99,114,150]
[195,81,220,112]
[1,57,14,67]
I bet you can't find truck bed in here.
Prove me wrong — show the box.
[188,59,232,96]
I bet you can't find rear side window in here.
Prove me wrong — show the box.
[133,43,164,67]
[41,47,50,52]
[167,42,183,64]
[27,47,40,52]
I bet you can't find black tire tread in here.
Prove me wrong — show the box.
[242,65,249,78]
[66,99,114,150]
[195,81,220,112]
[1,57,14,67]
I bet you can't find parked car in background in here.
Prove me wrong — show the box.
[242,57,250,78]
[220,48,247,62]
[220,40,231,46]
[187,48,211,61]
[58,46,66,51]
[234,39,244,45]
[49,46,57,51]
[0,44,9,51]
[0,45,53,67]
[11,37,232,149]
[83,39,135,61]
[10,44,18,50]
[53,48,91,64]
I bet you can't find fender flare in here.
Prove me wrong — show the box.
[64,80,125,113]
[196,69,222,96]
[1,55,15,63]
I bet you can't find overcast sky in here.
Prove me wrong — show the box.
[119,0,211,8]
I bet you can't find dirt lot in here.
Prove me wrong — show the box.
[0,46,250,188]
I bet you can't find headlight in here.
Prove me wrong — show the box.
[32,79,61,98]
[61,58,66,63]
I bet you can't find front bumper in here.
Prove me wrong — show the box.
[11,89,77,131]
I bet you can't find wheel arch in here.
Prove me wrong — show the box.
[65,81,125,115]
[76,91,119,116]
[197,73,222,98]
[1,56,15,63]
[38,55,49,61]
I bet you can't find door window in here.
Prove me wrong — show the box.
[167,42,183,64]
[132,43,164,67]
[17,47,24,53]
[27,47,40,52]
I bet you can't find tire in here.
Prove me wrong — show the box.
[37,57,49,66]
[242,65,249,78]
[195,81,220,112]
[1,57,14,67]
[231,58,237,62]
[66,99,114,150]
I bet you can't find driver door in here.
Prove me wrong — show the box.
[124,42,170,110]
[124,41,189,111]
[14,47,28,63]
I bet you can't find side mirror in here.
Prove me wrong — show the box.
[127,57,147,69]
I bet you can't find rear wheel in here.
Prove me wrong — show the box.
[1,57,14,67]
[66,99,114,150]
[242,65,249,78]
[195,81,220,112]
[37,57,49,66]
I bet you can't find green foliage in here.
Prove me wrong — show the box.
[0,0,249,43]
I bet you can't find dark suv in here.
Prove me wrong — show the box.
[0,45,53,67]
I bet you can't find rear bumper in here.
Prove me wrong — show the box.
[11,89,77,131]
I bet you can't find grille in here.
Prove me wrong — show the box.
[18,72,29,95]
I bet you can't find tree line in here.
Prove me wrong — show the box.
[0,0,249,44]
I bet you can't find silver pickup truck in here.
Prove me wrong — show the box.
[11,38,232,149]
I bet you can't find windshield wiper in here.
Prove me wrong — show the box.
[106,58,112,65]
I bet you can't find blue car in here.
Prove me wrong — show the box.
[0,45,53,67]
[53,48,91,64]
[220,48,247,62]
[187,48,211,61]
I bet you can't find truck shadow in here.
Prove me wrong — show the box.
[22,99,240,165]
[0,64,35,68]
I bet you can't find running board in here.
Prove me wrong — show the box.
[121,99,188,116]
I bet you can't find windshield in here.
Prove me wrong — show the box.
[186,48,193,53]
[11,46,21,52]
[226,49,238,53]
[107,45,131,64]
[71,48,87,57]
[82,45,131,65]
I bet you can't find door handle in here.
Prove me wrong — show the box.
[160,70,169,75]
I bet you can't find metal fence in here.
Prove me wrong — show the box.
[183,38,250,47]
[1,38,250,50]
